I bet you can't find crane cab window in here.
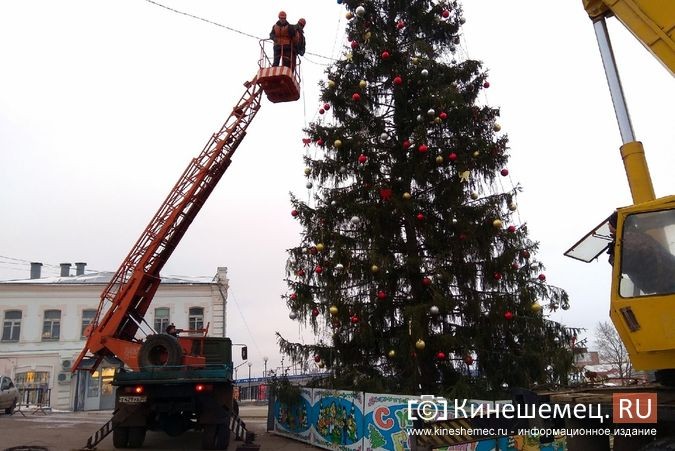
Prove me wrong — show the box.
[619,209,675,297]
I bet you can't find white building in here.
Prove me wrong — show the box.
[0,263,228,411]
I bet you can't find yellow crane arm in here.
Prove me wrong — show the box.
[584,0,675,75]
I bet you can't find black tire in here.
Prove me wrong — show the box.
[138,334,183,370]
[5,398,17,415]
[639,437,675,451]
[127,427,146,448]
[201,424,230,450]
[113,427,129,448]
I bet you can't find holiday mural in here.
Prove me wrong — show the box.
[313,389,365,449]
[273,386,312,442]
[272,389,567,450]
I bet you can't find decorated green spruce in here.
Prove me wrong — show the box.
[278,0,574,397]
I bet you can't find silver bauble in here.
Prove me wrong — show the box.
[335,263,345,271]
[421,69,429,77]
[306,181,313,189]
[430,305,440,315]
[351,216,361,224]
[355,5,366,17]
[427,108,435,117]
[289,311,298,320]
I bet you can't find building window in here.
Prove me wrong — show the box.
[82,309,97,338]
[42,309,61,341]
[154,307,170,333]
[189,307,204,330]
[2,310,22,342]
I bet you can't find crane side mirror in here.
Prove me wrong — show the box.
[241,346,248,360]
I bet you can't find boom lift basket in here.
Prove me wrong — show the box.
[256,39,301,103]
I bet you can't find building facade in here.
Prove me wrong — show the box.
[0,264,229,411]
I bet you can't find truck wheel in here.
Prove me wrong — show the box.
[139,334,183,370]
[113,427,129,448]
[201,424,230,450]
[639,437,675,451]
[127,427,146,448]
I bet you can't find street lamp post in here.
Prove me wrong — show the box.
[247,362,252,401]
[263,356,268,379]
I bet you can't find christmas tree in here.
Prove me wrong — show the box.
[278,0,574,397]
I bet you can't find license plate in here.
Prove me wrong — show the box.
[118,395,147,404]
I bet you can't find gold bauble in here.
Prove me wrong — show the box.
[415,339,426,350]
[493,123,502,132]
[327,80,336,89]
[318,361,325,368]
[334,139,343,148]
[509,202,517,211]
[403,192,411,200]
[329,305,339,315]
[346,11,354,19]
[473,151,480,157]
[531,302,542,313]
[371,265,380,273]
[411,57,419,65]
[434,117,441,124]
[470,192,479,200]
[304,167,311,175]
[359,80,367,89]
[435,155,444,164]
[492,219,503,229]
[387,349,396,358]
[316,243,325,252]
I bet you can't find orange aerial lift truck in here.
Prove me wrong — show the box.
[414,1,674,450]
[72,42,300,450]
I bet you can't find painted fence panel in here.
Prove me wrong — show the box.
[271,388,567,451]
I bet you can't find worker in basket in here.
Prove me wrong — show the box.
[291,17,306,70]
[270,10,296,67]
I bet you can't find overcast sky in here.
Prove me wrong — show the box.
[1,1,672,377]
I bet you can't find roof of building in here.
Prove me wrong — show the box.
[0,271,215,285]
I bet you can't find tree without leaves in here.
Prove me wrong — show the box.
[277,0,574,398]
[594,321,633,383]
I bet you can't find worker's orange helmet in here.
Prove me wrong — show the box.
[278,11,287,20]
[298,18,306,28]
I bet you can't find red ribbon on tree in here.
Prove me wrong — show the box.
[302,138,312,146]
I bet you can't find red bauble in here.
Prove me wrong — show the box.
[396,20,405,29]
[483,81,490,88]
[309,246,318,255]
[358,154,368,164]
[493,272,502,281]
[538,273,547,282]
[436,351,446,360]
[312,307,320,316]
[416,213,425,221]
[379,188,393,201]
[520,250,531,259]
[402,139,411,149]
[350,315,359,324]
[377,290,387,300]
[323,103,330,110]
[291,209,299,217]
[504,311,514,320]
[351,40,359,49]
[352,93,361,102]
[511,262,520,270]
[393,75,403,85]
[381,50,390,60]
[316,138,324,146]
[507,225,516,233]
[315,265,323,274]
[418,144,429,153]
[319,109,325,115]
[439,111,447,120]
[500,168,509,176]
[463,355,474,365]
[448,152,458,162]
[314,355,321,362]
[290,293,297,301]
[296,269,305,277]
[422,276,432,286]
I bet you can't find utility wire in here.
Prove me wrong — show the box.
[143,0,335,63]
